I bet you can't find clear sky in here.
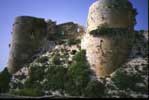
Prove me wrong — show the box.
[0,0,148,72]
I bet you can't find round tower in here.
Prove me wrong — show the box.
[81,0,137,77]
[87,0,136,33]
[8,16,47,74]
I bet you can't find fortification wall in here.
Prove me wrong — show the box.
[8,16,47,74]
[87,0,137,33]
[81,31,134,77]
[7,16,85,74]
[46,19,57,40]
[82,0,136,77]
[57,22,81,39]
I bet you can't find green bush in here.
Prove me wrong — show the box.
[0,68,11,93]
[52,54,61,65]
[29,65,45,81]
[84,80,105,97]
[111,70,143,90]
[67,39,81,46]
[36,56,49,63]
[44,65,67,91]
[10,88,43,97]
[10,49,107,97]
[90,27,130,36]
[72,50,86,62]
[67,50,91,96]
[24,63,45,89]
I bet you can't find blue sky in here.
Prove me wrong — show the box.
[0,0,148,71]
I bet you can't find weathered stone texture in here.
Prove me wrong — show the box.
[7,16,85,74]
[46,19,57,40]
[57,22,84,39]
[81,31,134,77]
[87,0,136,33]
[82,0,136,77]
[8,16,47,74]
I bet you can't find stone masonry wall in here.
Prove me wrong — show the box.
[8,16,47,74]
[7,16,85,74]
[87,0,137,33]
[82,0,136,77]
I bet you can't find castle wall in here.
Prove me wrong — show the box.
[57,22,81,39]
[8,16,47,74]
[87,0,136,33]
[81,31,134,77]
[46,22,84,40]
[46,19,57,40]
[7,16,85,74]
[82,0,136,77]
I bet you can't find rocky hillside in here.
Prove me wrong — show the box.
[0,31,148,98]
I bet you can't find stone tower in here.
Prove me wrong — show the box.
[81,0,137,77]
[8,16,47,74]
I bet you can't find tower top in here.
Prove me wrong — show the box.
[87,0,137,32]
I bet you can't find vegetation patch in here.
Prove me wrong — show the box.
[0,68,12,93]
[90,27,131,36]
[9,88,43,97]
[8,38,148,98]
[66,50,91,96]
[67,39,81,46]
[9,49,107,97]
[43,65,68,91]
[84,80,105,97]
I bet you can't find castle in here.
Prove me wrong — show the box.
[8,16,84,74]
[8,0,137,77]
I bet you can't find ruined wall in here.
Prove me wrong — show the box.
[81,0,136,77]
[46,22,85,40]
[7,16,85,74]
[8,16,47,74]
[57,22,83,39]
[46,19,57,40]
